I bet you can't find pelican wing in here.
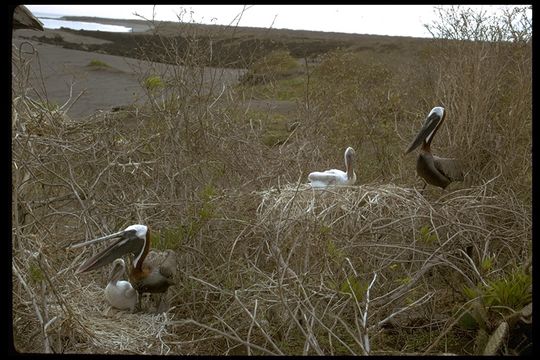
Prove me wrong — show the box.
[124,286,137,299]
[308,172,337,187]
[308,170,348,186]
[433,156,464,182]
[105,280,137,310]
[145,250,176,281]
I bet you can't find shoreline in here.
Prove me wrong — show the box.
[58,15,152,33]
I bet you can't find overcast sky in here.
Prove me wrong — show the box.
[26,5,530,39]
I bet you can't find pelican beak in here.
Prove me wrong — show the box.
[404,111,441,154]
[109,259,126,281]
[77,229,144,274]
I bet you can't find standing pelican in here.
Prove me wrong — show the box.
[404,107,464,189]
[308,147,357,188]
[105,258,137,312]
[74,224,176,312]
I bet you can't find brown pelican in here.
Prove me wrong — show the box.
[404,106,464,189]
[308,147,357,188]
[105,259,137,312]
[13,5,44,31]
[74,224,176,312]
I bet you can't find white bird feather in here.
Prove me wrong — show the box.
[308,147,357,188]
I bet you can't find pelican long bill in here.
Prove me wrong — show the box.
[67,229,128,250]
[76,229,145,274]
[404,109,443,155]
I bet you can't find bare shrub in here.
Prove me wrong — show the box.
[239,49,300,86]
[305,50,403,182]
[209,182,531,354]
[12,5,531,355]
[419,5,532,201]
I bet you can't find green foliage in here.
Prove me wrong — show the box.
[397,276,411,285]
[459,268,531,339]
[463,286,480,300]
[459,310,481,330]
[319,225,332,236]
[144,75,165,91]
[312,50,392,108]
[458,298,489,331]
[198,187,216,221]
[244,75,307,101]
[153,186,216,250]
[250,50,299,78]
[201,183,217,200]
[458,269,529,355]
[246,110,291,146]
[418,225,438,245]
[240,50,301,91]
[153,226,183,251]
[28,262,44,283]
[274,76,306,100]
[339,276,367,301]
[480,256,494,272]
[463,269,531,310]
[326,238,345,264]
[88,59,110,67]
[308,48,403,181]
[484,270,531,309]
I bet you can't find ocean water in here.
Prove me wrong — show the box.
[34,12,132,33]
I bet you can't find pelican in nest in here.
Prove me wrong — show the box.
[13,5,44,31]
[404,106,464,189]
[308,147,357,188]
[73,224,176,313]
[105,259,137,312]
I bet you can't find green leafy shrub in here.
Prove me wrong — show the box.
[483,270,531,309]
[144,75,165,91]
[240,50,300,85]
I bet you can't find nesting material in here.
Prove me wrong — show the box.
[257,183,417,221]
[68,284,174,354]
[12,260,176,354]
[256,182,531,254]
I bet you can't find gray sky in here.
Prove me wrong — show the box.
[26,5,529,38]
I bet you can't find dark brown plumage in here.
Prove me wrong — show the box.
[405,107,464,189]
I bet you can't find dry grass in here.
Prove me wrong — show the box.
[12,6,531,355]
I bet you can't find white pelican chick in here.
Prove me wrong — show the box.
[308,147,357,188]
[105,258,137,312]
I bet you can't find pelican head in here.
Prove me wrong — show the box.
[77,224,149,274]
[405,106,446,154]
[344,147,356,180]
[109,258,127,283]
